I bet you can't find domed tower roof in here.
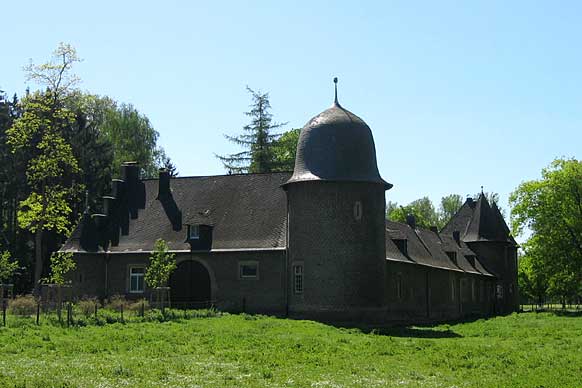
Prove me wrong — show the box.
[284,78,392,190]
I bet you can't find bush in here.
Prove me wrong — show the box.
[77,297,100,317]
[128,299,149,314]
[105,295,127,311]
[8,295,37,316]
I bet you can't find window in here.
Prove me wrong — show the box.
[353,201,363,221]
[496,284,504,299]
[129,266,145,293]
[239,262,258,279]
[446,251,457,265]
[189,225,200,240]
[396,274,403,300]
[451,278,455,301]
[293,264,303,294]
[471,279,476,302]
[394,239,408,256]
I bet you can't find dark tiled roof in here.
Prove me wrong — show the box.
[385,237,414,264]
[439,234,482,275]
[386,221,460,271]
[442,195,516,245]
[285,102,391,189]
[63,172,291,252]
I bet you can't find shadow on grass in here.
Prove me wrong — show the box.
[547,310,582,318]
[366,326,462,338]
[321,321,463,338]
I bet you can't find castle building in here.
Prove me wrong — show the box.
[62,86,518,322]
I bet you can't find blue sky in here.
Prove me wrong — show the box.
[1,1,580,214]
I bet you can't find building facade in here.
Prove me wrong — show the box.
[62,91,518,322]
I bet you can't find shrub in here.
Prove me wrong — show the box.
[8,295,37,316]
[77,297,100,317]
[128,299,149,314]
[105,295,127,311]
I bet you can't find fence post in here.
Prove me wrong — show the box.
[36,301,40,325]
[2,299,6,327]
[94,303,98,320]
[141,301,145,317]
[120,304,124,322]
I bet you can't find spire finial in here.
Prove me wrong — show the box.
[333,77,338,105]
[481,186,484,195]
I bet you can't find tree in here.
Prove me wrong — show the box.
[0,251,18,284]
[6,44,83,291]
[217,87,286,173]
[100,102,168,178]
[388,197,439,229]
[272,128,300,171]
[145,239,176,289]
[510,158,582,306]
[438,194,463,226]
[46,251,75,285]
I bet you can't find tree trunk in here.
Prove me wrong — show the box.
[33,228,43,294]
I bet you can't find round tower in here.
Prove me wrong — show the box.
[284,79,392,320]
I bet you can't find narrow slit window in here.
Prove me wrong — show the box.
[293,264,303,294]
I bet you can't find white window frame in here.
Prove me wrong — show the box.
[239,261,259,280]
[293,263,304,294]
[189,225,200,240]
[129,265,145,293]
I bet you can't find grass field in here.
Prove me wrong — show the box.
[0,311,581,387]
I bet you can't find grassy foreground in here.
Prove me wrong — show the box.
[0,312,581,387]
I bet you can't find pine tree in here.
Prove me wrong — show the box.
[217,87,286,173]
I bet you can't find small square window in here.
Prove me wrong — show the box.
[129,266,145,293]
[239,262,258,279]
[189,225,200,240]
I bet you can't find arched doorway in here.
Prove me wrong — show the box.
[170,260,211,309]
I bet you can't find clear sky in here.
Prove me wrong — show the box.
[1,1,581,214]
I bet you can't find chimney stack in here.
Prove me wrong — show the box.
[157,168,170,199]
[406,214,416,229]
[453,230,461,245]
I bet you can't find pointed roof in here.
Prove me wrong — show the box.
[442,194,516,245]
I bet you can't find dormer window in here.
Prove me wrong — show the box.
[393,239,408,256]
[446,251,457,264]
[189,225,200,240]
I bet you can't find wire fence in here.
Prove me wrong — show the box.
[0,294,218,328]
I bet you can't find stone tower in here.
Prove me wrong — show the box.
[284,80,392,320]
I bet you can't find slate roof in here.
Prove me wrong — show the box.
[385,220,494,277]
[386,221,461,271]
[441,195,516,245]
[62,172,291,253]
[285,101,391,189]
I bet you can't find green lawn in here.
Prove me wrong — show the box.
[0,311,581,387]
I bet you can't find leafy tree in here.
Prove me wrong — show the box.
[0,251,18,283]
[517,245,548,306]
[388,197,439,229]
[46,251,75,285]
[101,102,168,178]
[6,44,82,290]
[510,158,582,306]
[438,194,463,226]
[217,87,286,173]
[145,239,176,288]
[272,128,300,171]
